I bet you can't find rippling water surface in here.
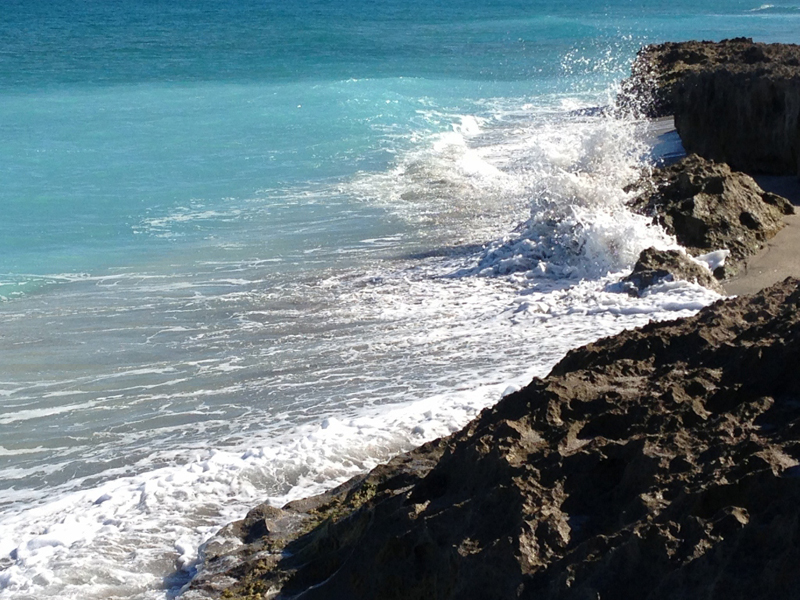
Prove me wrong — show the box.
[1,0,799,597]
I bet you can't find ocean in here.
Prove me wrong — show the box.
[1,0,798,598]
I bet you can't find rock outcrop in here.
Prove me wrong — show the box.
[185,278,800,600]
[621,247,723,295]
[627,154,794,279]
[619,38,800,175]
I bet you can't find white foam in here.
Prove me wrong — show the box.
[451,115,677,281]
[0,91,724,600]
[135,207,244,238]
[0,447,47,457]
[693,249,730,273]
[452,114,485,136]
[347,111,530,245]
[0,401,99,425]
[0,380,516,600]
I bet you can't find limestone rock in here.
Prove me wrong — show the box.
[621,247,722,295]
[627,155,793,278]
[618,38,800,175]
[183,440,449,599]
[185,278,800,600]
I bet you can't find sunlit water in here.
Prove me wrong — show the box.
[1,0,799,597]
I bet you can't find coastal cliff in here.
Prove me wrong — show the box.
[183,40,800,600]
[620,38,800,175]
[617,38,799,292]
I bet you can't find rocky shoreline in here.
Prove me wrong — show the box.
[616,37,800,295]
[621,153,794,294]
[182,40,800,599]
[619,38,800,176]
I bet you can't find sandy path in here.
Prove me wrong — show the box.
[724,176,800,296]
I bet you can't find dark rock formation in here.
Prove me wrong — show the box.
[185,445,449,599]
[618,38,800,175]
[621,247,722,295]
[185,278,800,600]
[627,154,794,278]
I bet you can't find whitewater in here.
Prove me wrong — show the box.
[1,0,799,598]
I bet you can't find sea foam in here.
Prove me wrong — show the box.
[0,94,721,600]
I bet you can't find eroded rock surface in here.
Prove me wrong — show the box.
[183,442,449,599]
[628,154,793,279]
[185,278,800,600]
[621,247,722,295]
[619,38,800,175]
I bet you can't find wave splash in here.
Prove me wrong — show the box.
[459,113,674,280]
[0,85,717,600]
[350,95,677,281]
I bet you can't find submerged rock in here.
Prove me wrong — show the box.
[618,38,800,175]
[185,278,800,600]
[627,154,793,279]
[621,247,722,295]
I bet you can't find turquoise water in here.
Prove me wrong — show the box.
[5,0,795,290]
[1,1,799,598]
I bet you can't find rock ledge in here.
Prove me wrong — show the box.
[626,154,793,281]
[619,38,800,175]
[186,279,800,600]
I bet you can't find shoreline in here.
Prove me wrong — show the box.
[183,39,800,599]
[641,129,800,297]
[1,86,724,599]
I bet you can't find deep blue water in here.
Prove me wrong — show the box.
[1,1,799,598]
[4,0,797,291]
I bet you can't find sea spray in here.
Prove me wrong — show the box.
[4,0,798,597]
[0,98,720,600]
